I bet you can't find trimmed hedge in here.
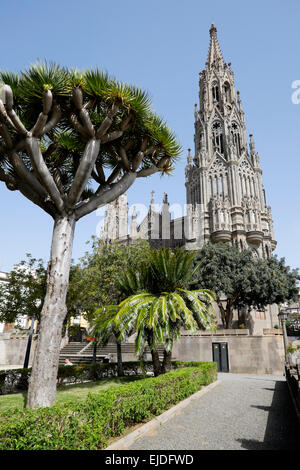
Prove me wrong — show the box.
[0,362,217,450]
[0,360,212,394]
[0,362,147,395]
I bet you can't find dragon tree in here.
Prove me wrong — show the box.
[0,63,181,407]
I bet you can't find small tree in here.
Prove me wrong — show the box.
[90,305,124,377]
[0,254,79,327]
[115,248,216,376]
[0,64,181,407]
[0,255,46,326]
[191,243,300,329]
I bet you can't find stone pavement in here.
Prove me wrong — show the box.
[128,373,300,450]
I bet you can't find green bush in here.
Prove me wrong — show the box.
[1,360,213,395]
[0,362,217,450]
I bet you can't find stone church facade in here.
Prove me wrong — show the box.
[102,25,279,333]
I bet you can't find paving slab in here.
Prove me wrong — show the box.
[128,373,300,450]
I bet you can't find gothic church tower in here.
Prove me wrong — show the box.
[185,24,276,257]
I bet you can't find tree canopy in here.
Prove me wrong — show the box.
[191,243,300,328]
[115,248,215,375]
[0,63,181,219]
[70,238,152,322]
[0,254,80,326]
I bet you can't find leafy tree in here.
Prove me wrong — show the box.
[69,238,151,321]
[233,255,300,328]
[191,243,300,329]
[115,248,215,376]
[0,255,46,326]
[73,239,152,376]
[0,254,81,327]
[0,63,180,407]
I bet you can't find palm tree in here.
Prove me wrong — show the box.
[89,305,124,377]
[115,248,216,376]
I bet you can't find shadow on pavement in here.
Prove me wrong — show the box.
[237,380,300,450]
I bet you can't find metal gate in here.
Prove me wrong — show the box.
[212,342,229,372]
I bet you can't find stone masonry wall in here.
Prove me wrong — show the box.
[172,334,285,375]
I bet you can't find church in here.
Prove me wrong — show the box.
[102,24,278,333]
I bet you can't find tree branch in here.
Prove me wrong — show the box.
[75,171,137,220]
[8,150,49,200]
[26,137,65,213]
[136,166,159,178]
[67,139,100,209]
[100,131,123,143]
[95,103,120,138]
[42,103,61,134]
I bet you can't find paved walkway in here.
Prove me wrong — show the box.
[128,373,300,450]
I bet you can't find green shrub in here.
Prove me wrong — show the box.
[1,360,209,395]
[0,362,217,450]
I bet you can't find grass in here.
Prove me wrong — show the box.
[0,376,144,410]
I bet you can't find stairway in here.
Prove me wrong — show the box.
[59,341,169,365]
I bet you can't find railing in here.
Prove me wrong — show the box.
[285,362,300,424]
[180,329,249,336]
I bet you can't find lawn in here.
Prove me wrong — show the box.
[0,376,143,410]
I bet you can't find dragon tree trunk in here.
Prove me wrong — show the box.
[27,215,76,408]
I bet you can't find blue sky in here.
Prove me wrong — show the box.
[0,0,299,271]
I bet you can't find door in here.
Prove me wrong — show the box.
[212,342,229,372]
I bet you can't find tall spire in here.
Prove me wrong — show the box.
[207,23,225,67]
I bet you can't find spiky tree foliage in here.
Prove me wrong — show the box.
[0,63,181,407]
[114,248,215,376]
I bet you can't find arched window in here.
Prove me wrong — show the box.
[243,175,247,195]
[209,176,213,198]
[212,82,220,102]
[220,175,224,193]
[231,122,241,156]
[223,82,231,102]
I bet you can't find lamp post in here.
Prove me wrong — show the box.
[23,314,36,369]
[278,310,288,356]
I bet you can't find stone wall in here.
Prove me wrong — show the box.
[172,332,285,375]
[0,332,37,369]
[0,330,285,375]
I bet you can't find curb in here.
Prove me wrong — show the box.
[106,379,221,450]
